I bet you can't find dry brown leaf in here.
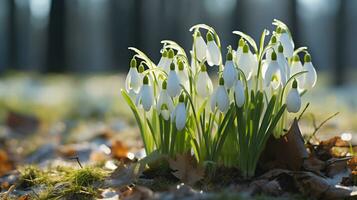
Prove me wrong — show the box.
[260,119,308,171]
[0,149,14,177]
[111,140,129,160]
[90,151,110,163]
[57,145,77,157]
[120,185,153,200]
[105,162,144,189]
[347,156,357,171]
[168,154,204,185]
[258,169,352,199]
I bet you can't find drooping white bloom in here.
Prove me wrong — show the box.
[164,49,175,73]
[190,50,200,73]
[286,80,301,113]
[277,44,290,82]
[157,49,169,71]
[167,62,182,97]
[177,60,189,91]
[194,31,207,61]
[235,38,245,65]
[234,79,245,107]
[303,54,317,90]
[264,52,285,90]
[173,94,186,131]
[206,32,221,66]
[223,52,237,89]
[265,35,278,61]
[277,28,294,58]
[196,64,213,98]
[238,44,253,80]
[157,80,174,120]
[250,52,258,77]
[290,55,304,90]
[125,58,141,93]
[135,76,154,112]
[210,77,230,112]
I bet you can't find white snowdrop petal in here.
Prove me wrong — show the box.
[161,110,170,120]
[279,33,294,58]
[216,86,229,112]
[277,53,289,82]
[303,62,317,90]
[175,103,186,131]
[223,61,237,89]
[234,80,245,107]
[238,53,253,80]
[197,72,213,97]
[125,68,141,93]
[206,41,221,66]
[141,85,153,111]
[167,71,181,97]
[290,61,304,89]
[210,90,217,112]
[286,88,301,113]
[194,36,207,61]
[235,47,243,65]
[178,70,189,91]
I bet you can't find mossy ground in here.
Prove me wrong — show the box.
[17,165,108,200]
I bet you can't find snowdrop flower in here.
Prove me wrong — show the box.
[234,79,245,107]
[173,94,186,131]
[206,32,221,66]
[277,44,290,81]
[196,64,213,98]
[211,77,230,112]
[136,75,154,112]
[167,62,181,97]
[223,52,237,89]
[277,27,294,58]
[157,49,169,72]
[194,31,207,61]
[303,53,317,90]
[238,44,253,80]
[286,80,301,113]
[177,60,189,91]
[125,58,141,93]
[266,35,278,61]
[190,50,200,74]
[164,49,175,73]
[264,51,285,90]
[290,55,304,89]
[235,38,245,64]
[157,80,174,120]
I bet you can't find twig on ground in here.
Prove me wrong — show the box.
[69,156,83,168]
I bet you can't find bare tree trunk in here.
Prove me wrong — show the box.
[46,0,66,72]
[335,0,347,86]
[8,0,17,70]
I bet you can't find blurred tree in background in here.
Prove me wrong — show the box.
[0,0,356,86]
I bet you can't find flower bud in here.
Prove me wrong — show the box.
[138,63,145,73]
[168,49,174,59]
[143,75,149,85]
[130,58,137,68]
[206,32,214,42]
[238,38,245,47]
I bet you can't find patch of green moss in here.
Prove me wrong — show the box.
[18,165,49,188]
[66,166,107,187]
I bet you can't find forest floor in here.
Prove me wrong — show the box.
[0,73,356,200]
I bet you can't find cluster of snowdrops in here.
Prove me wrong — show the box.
[121,20,317,178]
